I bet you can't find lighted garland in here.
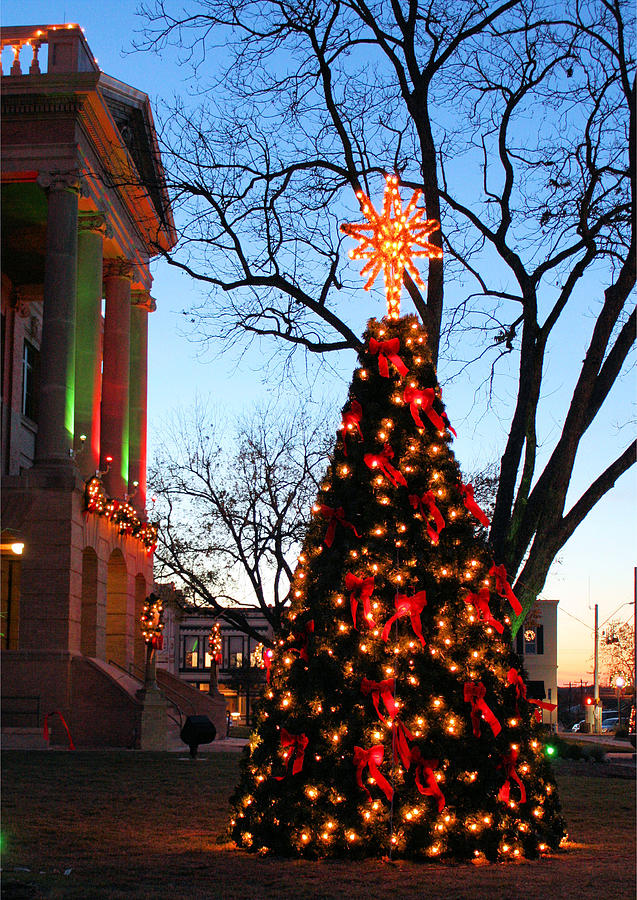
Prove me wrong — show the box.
[209,622,223,664]
[84,476,157,552]
[140,592,164,648]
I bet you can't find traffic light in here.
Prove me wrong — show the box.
[584,696,594,706]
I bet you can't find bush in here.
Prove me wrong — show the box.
[588,744,606,763]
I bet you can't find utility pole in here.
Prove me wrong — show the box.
[592,604,601,734]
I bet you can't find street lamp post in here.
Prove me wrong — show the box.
[616,675,626,730]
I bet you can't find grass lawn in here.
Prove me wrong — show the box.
[1,750,634,900]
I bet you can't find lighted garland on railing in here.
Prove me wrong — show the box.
[209,622,223,664]
[84,476,158,553]
[141,592,164,648]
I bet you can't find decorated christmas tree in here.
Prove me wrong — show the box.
[230,176,565,861]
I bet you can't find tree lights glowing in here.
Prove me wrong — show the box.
[140,592,164,648]
[229,184,563,859]
[340,175,442,319]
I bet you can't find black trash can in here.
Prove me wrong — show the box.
[180,715,217,758]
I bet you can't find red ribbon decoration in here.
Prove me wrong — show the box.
[497,748,527,804]
[465,587,504,634]
[151,634,164,650]
[364,443,407,488]
[361,677,397,724]
[318,505,360,548]
[489,563,522,616]
[403,385,447,432]
[463,681,502,738]
[460,482,490,528]
[507,667,557,717]
[368,337,408,379]
[410,748,446,812]
[43,710,76,750]
[345,573,376,629]
[290,620,314,662]
[340,399,363,455]
[392,719,415,769]
[441,410,457,437]
[263,648,273,683]
[274,728,309,779]
[381,590,427,646]
[409,490,445,544]
[353,745,394,801]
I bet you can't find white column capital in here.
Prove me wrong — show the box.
[131,289,157,313]
[37,169,83,195]
[103,258,134,280]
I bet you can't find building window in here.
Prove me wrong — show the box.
[517,625,544,656]
[22,340,39,421]
[183,635,200,669]
[228,635,244,668]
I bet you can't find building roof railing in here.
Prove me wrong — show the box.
[1,24,99,77]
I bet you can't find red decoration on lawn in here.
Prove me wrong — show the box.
[364,444,408,488]
[409,490,445,544]
[403,385,446,432]
[43,710,76,750]
[361,677,397,724]
[497,748,526,804]
[274,728,309,779]
[463,681,502,738]
[290,620,314,662]
[465,587,504,634]
[489,563,522,616]
[410,748,445,812]
[353,745,394,801]
[317,505,360,548]
[345,573,376,628]
[392,719,415,768]
[382,590,427,646]
[460,483,490,528]
[368,337,408,378]
[340,399,364,454]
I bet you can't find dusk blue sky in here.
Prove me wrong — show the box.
[3,1,635,685]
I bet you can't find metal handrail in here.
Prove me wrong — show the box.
[106,658,185,726]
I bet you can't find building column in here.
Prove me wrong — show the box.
[100,259,132,498]
[129,289,155,516]
[35,171,81,464]
[74,213,107,477]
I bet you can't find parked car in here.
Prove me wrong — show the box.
[571,720,585,732]
[600,718,619,733]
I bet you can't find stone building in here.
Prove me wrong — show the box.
[1,23,224,748]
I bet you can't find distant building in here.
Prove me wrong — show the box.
[514,598,558,726]
[1,23,223,747]
[158,594,273,726]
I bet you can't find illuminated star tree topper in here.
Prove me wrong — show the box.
[341,175,442,319]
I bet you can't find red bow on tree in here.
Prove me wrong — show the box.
[507,667,557,717]
[403,385,446,432]
[353,745,394,801]
[463,681,502,738]
[410,748,446,812]
[368,337,408,378]
[382,590,427,646]
[364,444,407,488]
[497,747,526,804]
[340,399,363,455]
[460,482,490,528]
[392,719,415,768]
[290,620,314,662]
[345,573,376,629]
[317,504,360,548]
[465,587,504,634]
[361,677,397,724]
[489,563,522,616]
[273,728,309,780]
[409,490,445,544]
